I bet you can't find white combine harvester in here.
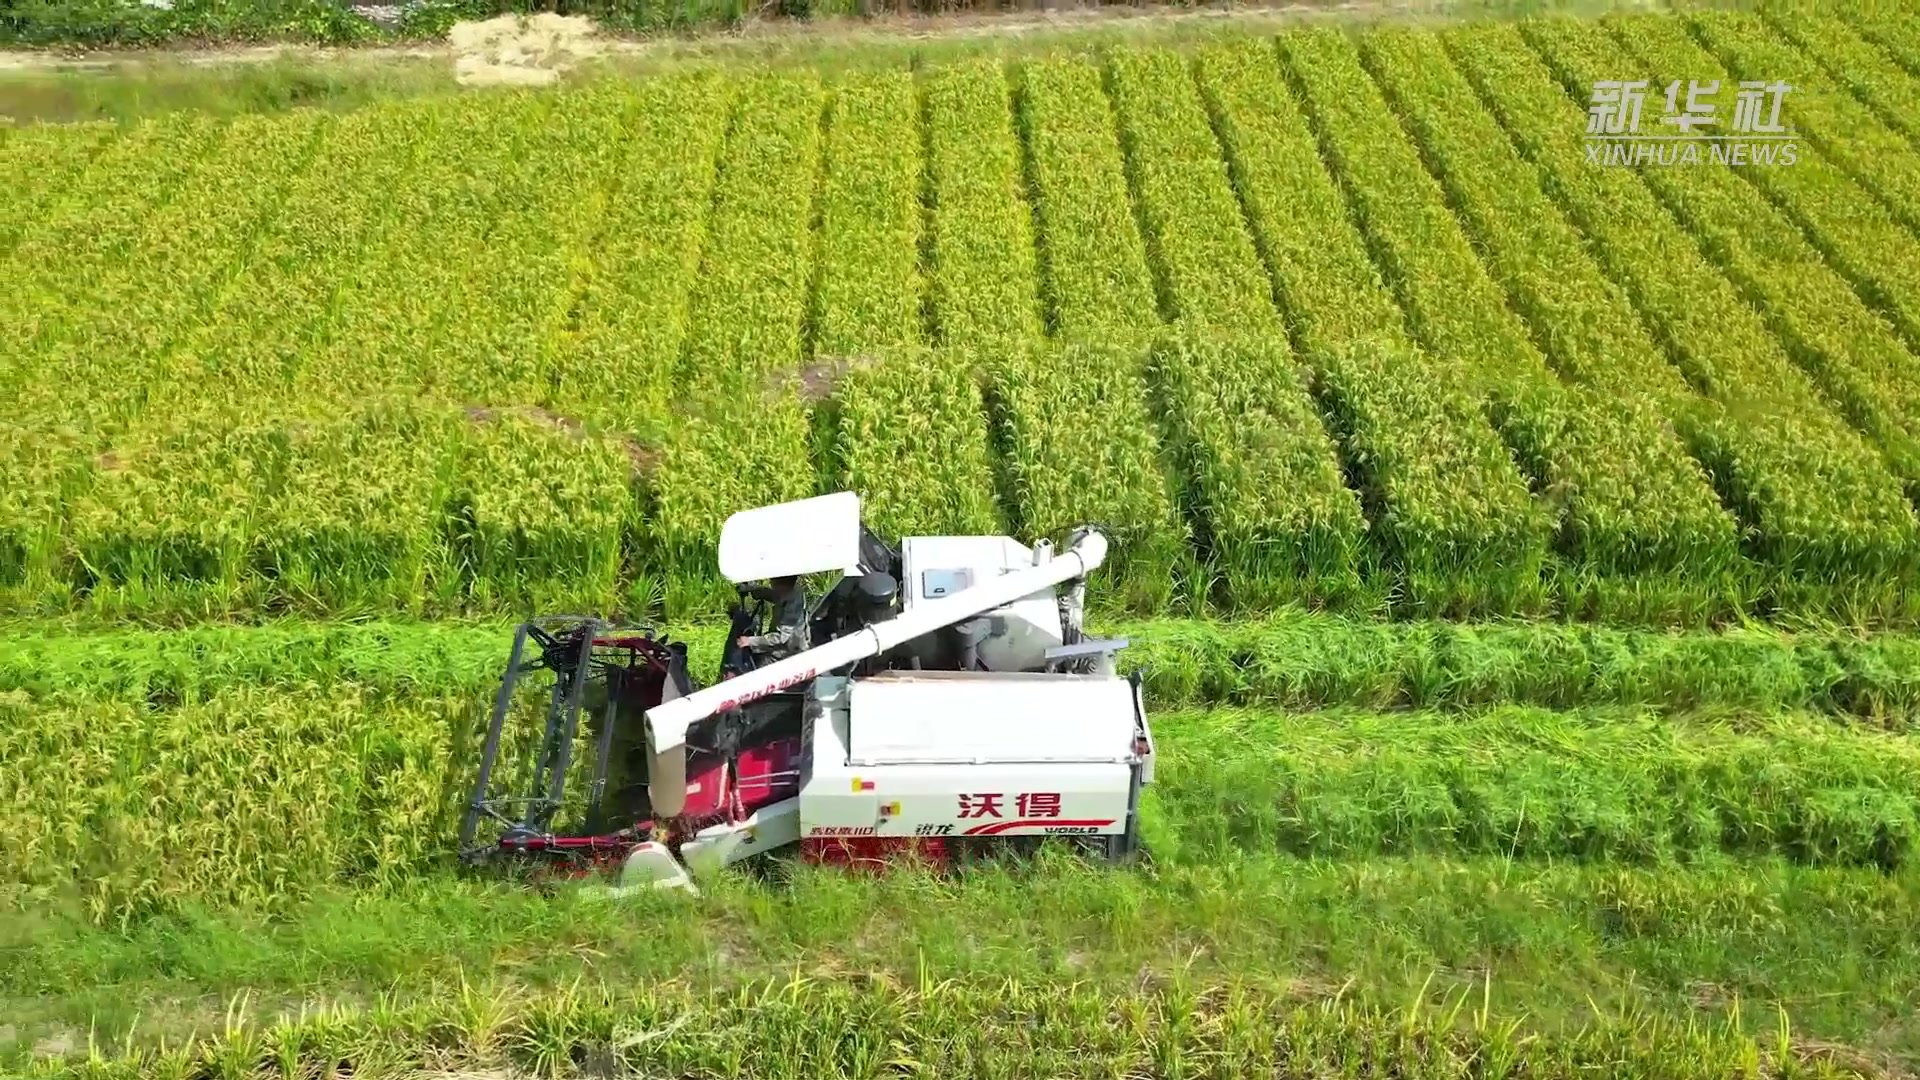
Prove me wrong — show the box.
[459,492,1154,889]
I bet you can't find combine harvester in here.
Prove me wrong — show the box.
[459,492,1155,890]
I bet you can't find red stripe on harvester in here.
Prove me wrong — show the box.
[962,818,1116,836]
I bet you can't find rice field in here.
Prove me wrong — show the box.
[3,9,1919,625]
[7,5,1920,1077]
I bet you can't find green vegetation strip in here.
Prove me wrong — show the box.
[6,614,1916,719]
[7,855,1916,1073]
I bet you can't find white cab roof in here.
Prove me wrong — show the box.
[846,671,1138,765]
[718,491,862,583]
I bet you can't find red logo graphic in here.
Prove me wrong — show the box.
[957,792,1004,819]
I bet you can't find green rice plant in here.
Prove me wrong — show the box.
[1193,39,1408,355]
[0,423,92,603]
[1450,22,1920,609]
[1154,705,1920,867]
[1597,15,1920,487]
[297,91,555,407]
[65,405,291,617]
[1760,10,1920,146]
[650,74,826,608]
[812,68,923,356]
[1146,332,1369,612]
[455,409,633,615]
[258,401,459,616]
[1848,6,1920,79]
[1689,10,1920,238]
[1013,57,1158,344]
[24,113,325,438]
[1104,46,1275,334]
[0,112,226,431]
[924,58,1045,351]
[14,976,1854,1080]
[830,349,1001,539]
[1312,340,1551,618]
[155,97,450,419]
[425,83,642,409]
[989,340,1187,614]
[0,120,112,258]
[0,684,449,922]
[1354,28,1742,617]
[549,74,731,439]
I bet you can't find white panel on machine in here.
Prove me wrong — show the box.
[899,535,1063,671]
[845,671,1138,766]
[718,491,864,583]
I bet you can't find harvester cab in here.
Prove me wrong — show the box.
[459,492,1154,891]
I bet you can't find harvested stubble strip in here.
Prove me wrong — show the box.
[925,58,1045,351]
[0,685,451,922]
[831,349,1002,538]
[1104,46,1275,334]
[426,82,642,408]
[16,978,1854,1080]
[1688,10,1920,238]
[1197,40,1546,617]
[650,74,825,603]
[1301,29,1738,618]
[549,74,730,439]
[0,120,112,257]
[157,98,452,418]
[1147,332,1369,611]
[296,92,554,409]
[812,68,923,356]
[1015,57,1158,344]
[258,401,459,616]
[1154,705,1920,868]
[0,113,225,429]
[1567,17,1920,493]
[1450,23,1919,597]
[455,409,632,614]
[990,340,1187,613]
[5,614,1918,721]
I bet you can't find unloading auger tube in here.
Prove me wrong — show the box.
[639,527,1111,818]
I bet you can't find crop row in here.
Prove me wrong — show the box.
[13,975,1853,1080]
[6,22,1920,622]
[9,678,1918,918]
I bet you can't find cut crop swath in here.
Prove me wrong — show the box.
[1156,705,1920,867]
[549,74,731,441]
[1568,17,1920,495]
[649,74,825,611]
[1451,22,1920,619]
[1355,27,1740,622]
[1689,10,1920,239]
[925,58,1045,351]
[1015,57,1157,344]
